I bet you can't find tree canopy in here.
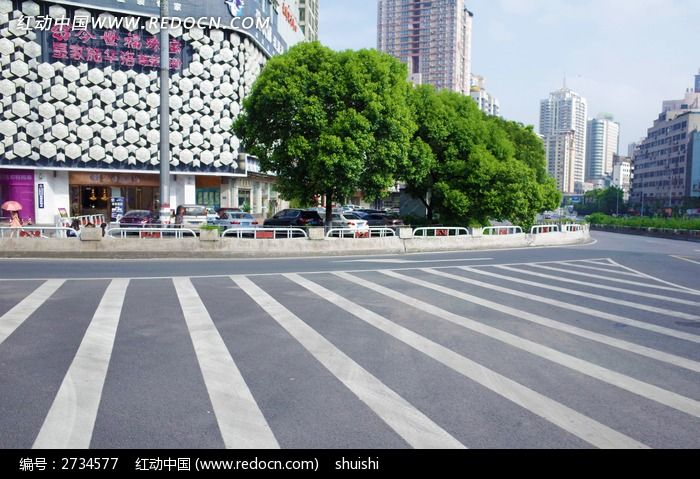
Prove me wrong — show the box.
[233,42,416,223]
[404,86,560,228]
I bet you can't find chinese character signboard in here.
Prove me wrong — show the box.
[40,4,189,73]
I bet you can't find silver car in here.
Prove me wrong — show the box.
[211,212,259,229]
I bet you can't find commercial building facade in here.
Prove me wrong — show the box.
[539,86,588,194]
[630,72,700,211]
[586,114,620,181]
[377,0,473,95]
[612,154,632,202]
[0,0,304,224]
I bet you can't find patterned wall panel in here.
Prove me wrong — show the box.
[0,0,267,174]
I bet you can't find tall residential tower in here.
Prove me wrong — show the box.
[540,86,588,194]
[299,0,319,41]
[586,114,620,181]
[377,0,473,95]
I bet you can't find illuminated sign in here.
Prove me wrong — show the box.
[281,2,298,32]
[225,0,245,16]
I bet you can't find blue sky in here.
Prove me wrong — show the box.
[319,0,700,151]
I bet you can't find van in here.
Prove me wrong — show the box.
[176,205,208,228]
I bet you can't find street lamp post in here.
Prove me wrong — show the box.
[158,1,171,224]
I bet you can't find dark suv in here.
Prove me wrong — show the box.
[263,209,324,227]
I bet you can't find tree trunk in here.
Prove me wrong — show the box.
[325,190,333,229]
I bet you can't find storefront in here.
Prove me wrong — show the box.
[0,169,35,223]
[69,172,160,221]
[195,176,222,210]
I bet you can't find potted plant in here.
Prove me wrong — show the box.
[198,224,220,242]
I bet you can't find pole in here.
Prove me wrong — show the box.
[159,0,171,224]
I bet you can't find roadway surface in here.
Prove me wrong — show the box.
[0,231,698,449]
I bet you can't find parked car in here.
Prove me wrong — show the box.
[324,212,369,232]
[119,210,158,228]
[205,207,220,223]
[176,205,208,228]
[356,212,404,228]
[216,207,242,217]
[263,209,324,227]
[211,212,259,229]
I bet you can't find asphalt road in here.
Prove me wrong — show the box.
[0,231,698,449]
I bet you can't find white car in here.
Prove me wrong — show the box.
[324,212,369,235]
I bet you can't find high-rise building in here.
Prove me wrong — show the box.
[377,0,473,95]
[630,71,700,210]
[539,85,588,194]
[299,0,319,41]
[470,75,500,116]
[586,114,620,181]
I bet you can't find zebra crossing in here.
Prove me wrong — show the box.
[0,258,698,449]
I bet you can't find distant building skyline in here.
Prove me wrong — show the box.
[540,86,588,194]
[470,74,500,116]
[377,0,473,95]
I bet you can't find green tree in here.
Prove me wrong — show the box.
[404,86,559,229]
[233,42,416,224]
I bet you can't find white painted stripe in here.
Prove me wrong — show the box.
[33,279,128,449]
[495,265,700,307]
[173,277,278,449]
[429,269,700,344]
[461,267,700,321]
[289,272,648,449]
[607,259,700,293]
[0,280,64,345]
[380,270,700,373]
[671,256,700,266]
[232,275,464,449]
[337,258,494,264]
[529,264,700,296]
[563,263,646,278]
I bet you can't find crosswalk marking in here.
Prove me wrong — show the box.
[0,280,64,346]
[606,259,700,293]
[33,279,128,449]
[173,277,279,450]
[528,263,700,295]
[461,267,700,321]
[232,275,465,449]
[378,271,700,373]
[286,272,648,449]
[424,269,700,344]
[341,271,700,418]
[563,262,646,277]
[671,256,700,266]
[494,265,700,307]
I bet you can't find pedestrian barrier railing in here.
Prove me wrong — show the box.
[62,214,106,227]
[562,224,585,232]
[530,225,561,235]
[412,227,471,237]
[482,226,523,236]
[325,227,396,238]
[105,227,197,239]
[222,227,308,239]
[0,226,79,239]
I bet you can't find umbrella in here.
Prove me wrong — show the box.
[1,200,22,211]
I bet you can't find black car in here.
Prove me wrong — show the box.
[263,209,324,227]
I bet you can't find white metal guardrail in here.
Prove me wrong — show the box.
[562,223,585,232]
[325,227,395,238]
[105,227,197,239]
[412,227,471,237]
[222,227,308,239]
[482,226,523,236]
[0,226,79,239]
[530,225,561,235]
